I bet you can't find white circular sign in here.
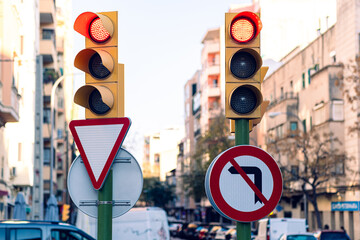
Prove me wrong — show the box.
[205,145,282,222]
[68,148,143,218]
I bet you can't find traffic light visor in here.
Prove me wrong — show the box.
[74,12,114,43]
[74,85,114,115]
[230,85,262,114]
[74,49,114,80]
[230,11,262,43]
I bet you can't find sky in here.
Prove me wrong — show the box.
[72,0,253,158]
[71,0,337,160]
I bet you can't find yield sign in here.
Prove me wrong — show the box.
[69,118,131,190]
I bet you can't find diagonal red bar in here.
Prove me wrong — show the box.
[229,158,268,204]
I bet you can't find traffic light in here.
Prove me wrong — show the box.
[62,204,70,222]
[73,11,124,118]
[225,11,264,119]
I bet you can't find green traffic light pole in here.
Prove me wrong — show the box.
[98,170,113,240]
[234,119,252,240]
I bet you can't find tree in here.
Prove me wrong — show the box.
[140,177,175,210]
[338,58,360,133]
[183,113,234,203]
[267,128,348,229]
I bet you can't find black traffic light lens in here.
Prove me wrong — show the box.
[89,53,111,79]
[230,86,257,114]
[89,89,110,114]
[230,51,256,79]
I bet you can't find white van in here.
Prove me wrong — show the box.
[255,218,307,240]
[76,207,170,240]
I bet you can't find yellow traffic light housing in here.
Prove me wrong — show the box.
[73,11,124,118]
[225,11,265,120]
[62,204,70,222]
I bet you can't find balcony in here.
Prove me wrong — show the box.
[40,0,55,24]
[208,107,222,119]
[207,86,220,97]
[268,91,298,110]
[204,63,220,76]
[43,68,59,84]
[0,84,20,126]
[40,30,56,64]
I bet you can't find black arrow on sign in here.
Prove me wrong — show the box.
[228,166,263,204]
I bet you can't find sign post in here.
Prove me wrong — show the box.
[235,119,251,240]
[205,125,283,240]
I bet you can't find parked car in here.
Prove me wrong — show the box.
[194,225,209,240]
[0,220,95,240]
[224,227,256,240]
[255,218,307,240]
[279,233,317,240]
[169,222,183,237]
[224,227,236,240]
[207,225,224,240]
[183,223,199,239]
[214,225,235,240]
[313,230,351,240]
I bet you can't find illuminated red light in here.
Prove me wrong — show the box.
[231,18,255,43]
[89,17,110,43]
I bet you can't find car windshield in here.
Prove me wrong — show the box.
[321,232,350,240]
[287,235,316,240]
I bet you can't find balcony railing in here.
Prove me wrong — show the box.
[269,91,298,109]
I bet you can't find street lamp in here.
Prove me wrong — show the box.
[268,111,308,223]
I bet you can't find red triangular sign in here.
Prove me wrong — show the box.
[69,117,131,190]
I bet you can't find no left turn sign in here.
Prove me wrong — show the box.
[205,145,282,222]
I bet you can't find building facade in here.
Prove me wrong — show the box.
[0,0,73,220]
[253,0,360,238]
[142,126,184,182]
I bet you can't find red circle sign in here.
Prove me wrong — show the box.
[209,145,282,222]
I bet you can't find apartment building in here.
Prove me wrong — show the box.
[0,0,24,219]
[40,0,73,219]
[175,71,201,221]
[174,28,222,222]
[142,126,184,182]
[0,0,73,220]
[253,0,360,238]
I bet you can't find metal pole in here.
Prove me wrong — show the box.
[98,170,113,240]
[50,76,65,197]
[235,119,251,240]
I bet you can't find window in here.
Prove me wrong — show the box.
[290,165,299,180]
[44,147,51,165]
[51,229,93,240]
[1,156,4,179]
[302,119,307,133]
[302,73,306,89]
[332,100,344,121]
[290,122,298,131]
[43,108,51,123]
[212,79,218,87]
[191,83,197,96]
[154,154,160,163]
[0,228,4,240]
[332,156,345,175]
[10,228,41,240]
[42,29,54,40]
